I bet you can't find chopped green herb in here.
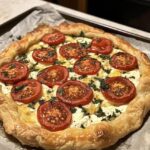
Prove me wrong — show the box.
[1,71,8,77]
[99,55,111,60]
[51,97,56,102]
[39,99,45,105]
[13,84,26,92]
[107,112,117,121]
[80,106,89,116]
[101,66,111,74]
[9,63,16,69]
[48,50,56,57]
[80,124,85,129]
[115,109,121,114]
[92,98,103,104]
[88,80,99,91]
[17,54,29,63]
[54,60,65,65]
[79,31,85,37]
[95,108,106,117]
[78,75,87,79]
[70,107,77,113]
[129,76,135,79]
[123,71,127,74]
[68,67,73,72]
[70,77,77,80]
[57,88,64,96]
[28,103,35,109]
[47,90,52,94]
[100,79,109,90]
[78,41,90,48]
[30,63,39,72]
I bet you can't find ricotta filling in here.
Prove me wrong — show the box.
[0,36,140,128]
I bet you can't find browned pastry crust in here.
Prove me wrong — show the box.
[0,23,150,150]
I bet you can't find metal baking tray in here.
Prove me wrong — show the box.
[0,3,150,150]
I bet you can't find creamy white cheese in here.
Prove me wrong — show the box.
[0,36,140,128]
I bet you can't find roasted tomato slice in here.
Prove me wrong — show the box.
[59,43,87,59]
[101,77,136,105]
[89,38,113,54]
[11,79,42,104]
[73,57,101,75]
[42,32,65,45]
[37,101,72,131]
[56,80,93,106]
[0,61,29,84]
[110,52,138,71]
[32,48,57,64]
[37,65,69,87]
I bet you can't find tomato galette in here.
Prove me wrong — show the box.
[0,23,150,150]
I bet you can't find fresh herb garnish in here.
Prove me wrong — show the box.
[95,108,106,117]
[115,109,121,114]
[70,77,77,80]
[13,84,26,92]
[70,107,77,113]
[9,63,16,69]
[100,79,109,90]
[80,106,89,116]
[18,54,29,63]
[39,99,45,105]
[129,76,135,79]
[88,80,99,91]
[54,60,65,65]
[99,55,111,60]
[28,103,35,109]
[101,66,111,74]
[1,71,8,77]
[78,41,90,48]
[51,97,56,102]
[47,90,52,94]
[80,124,85,129]
[57,88,64,95]
[79,31,85,37]
[92,98,103,104]
[78,75,87,79]
[48,50,56,57]
[30,62,39,72]
[68,67,73,72]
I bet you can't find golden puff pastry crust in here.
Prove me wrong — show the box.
[0,23,150,150]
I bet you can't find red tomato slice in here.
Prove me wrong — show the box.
[101,77,136,105]
[37,101,72,131]
[42,32,65,45]
[59,43,87,59]
[56,80,93,106]
[0,61,29,84]
[11,79,42,104]
[73,57,101,75]
[37,65,69,87]
[110,52,138,71]
[89,38,113,54]
[32,48,57,64]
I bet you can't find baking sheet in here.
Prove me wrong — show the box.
[0,3,150,150]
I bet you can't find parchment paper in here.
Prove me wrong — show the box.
[0,3,150,150]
